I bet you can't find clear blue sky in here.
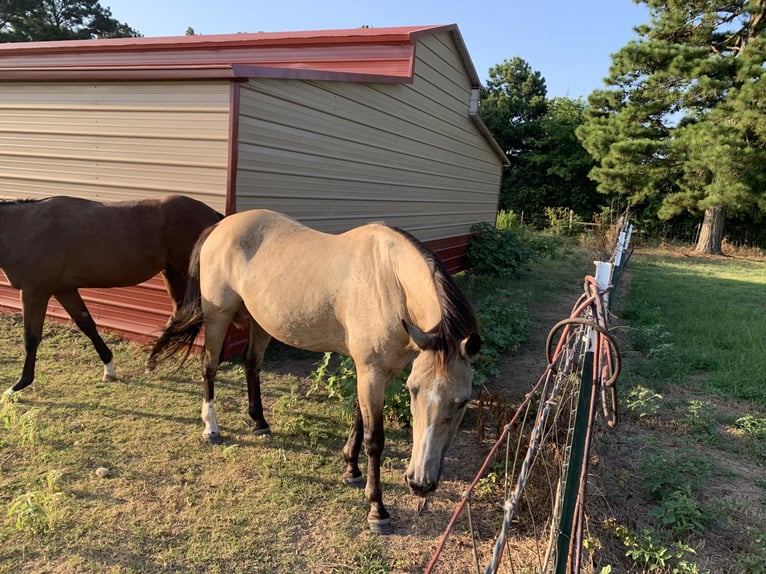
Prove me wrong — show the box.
[102,0,649,99]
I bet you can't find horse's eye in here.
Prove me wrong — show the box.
[409,386,419,399]
[455,398,469,410]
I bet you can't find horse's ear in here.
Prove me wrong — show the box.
[460,333,482,360]
[403,320,436,350]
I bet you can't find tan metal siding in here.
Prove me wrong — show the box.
[235,31,501,242]
[0,81,231,210]
[0,81,232,346]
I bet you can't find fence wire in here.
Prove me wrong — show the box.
[426,216,631,573]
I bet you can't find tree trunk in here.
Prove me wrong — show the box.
[694,204,725,255]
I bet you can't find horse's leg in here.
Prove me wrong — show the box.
[341,407,365,487]
[354,363,392,535]
[245,318,272,436]
[53,290,115,382]
[160,266,187,314]
[4,291,49,396]
[199,311,233,445]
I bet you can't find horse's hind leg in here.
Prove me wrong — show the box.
[54,290,115,381]
[4,290,49,396]
[199,309,235,445]
[160,266,187,313]
[245,318,272,436]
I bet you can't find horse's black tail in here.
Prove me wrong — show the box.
[147,225,217,366]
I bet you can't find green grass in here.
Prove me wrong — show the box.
[621,252,766,405]
[595,249,766,573]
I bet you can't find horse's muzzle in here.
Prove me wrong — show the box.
[404,473,438,497]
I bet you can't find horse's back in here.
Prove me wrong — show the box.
[200,210,417,355]
[1,194,220,291]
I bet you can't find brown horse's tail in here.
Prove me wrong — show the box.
[147,225,216,366]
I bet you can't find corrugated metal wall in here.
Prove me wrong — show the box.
[0,81,232,340]
[234,31,502,242]
[0,81,230,208]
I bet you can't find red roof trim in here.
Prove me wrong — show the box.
[0,25,441,55]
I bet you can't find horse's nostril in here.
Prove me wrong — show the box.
[405,474,437,497]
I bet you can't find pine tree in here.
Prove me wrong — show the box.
[578,0,766,253]
[0,0,140,41]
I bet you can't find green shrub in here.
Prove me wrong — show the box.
[467,222,537,277]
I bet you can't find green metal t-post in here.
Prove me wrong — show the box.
[554,349,594,574]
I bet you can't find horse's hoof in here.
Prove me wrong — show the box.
[2,388,16,403]
[102,374,117,382]
[367,517,393,535]
[252,427,271,437]
[204,433,223,445]
[342,473,365,488]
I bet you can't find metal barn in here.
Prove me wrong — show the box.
[0,24,507,346]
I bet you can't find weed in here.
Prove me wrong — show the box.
[610,523,707,573]
[625,385,664,418]
[735,414,766,439]
[309,353,411,425]
[650,486,714,537]
[640,448,712,502]
[473,289,530,384]
[736,527,766,573]
[7,470,64,535]
[683,400,718,436]
[1,400,40,446]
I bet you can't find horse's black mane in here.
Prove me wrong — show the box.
[391,226,479,356]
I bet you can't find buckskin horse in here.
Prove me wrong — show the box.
[0,194,222,397]
[148,209,481,534]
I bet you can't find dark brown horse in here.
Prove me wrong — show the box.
[148,209,481,534]
[0,194,222,397]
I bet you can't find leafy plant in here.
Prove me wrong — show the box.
[625,385,664,418]
[650,486,714,537]
[310,353,411,425]
[467,221,537,277]
[1,400,40,446]
[7,470,64,535]
[735,415,766,439]
[473,289,530,384]
[683,400,717,435]
[640,449,712,502]
[611,524,706,573]
[496,209,522,231]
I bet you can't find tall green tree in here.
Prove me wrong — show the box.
[578,0,766,254]
[480,58,602,223]
[0,0,140,41]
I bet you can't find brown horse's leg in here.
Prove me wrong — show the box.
[145,267,188,373]
[245,318,272,436]
[54,290,115,382]
[342,407,365,487]
[355,363,392,535]
[6,291,49,395]
[160,266,186,313]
